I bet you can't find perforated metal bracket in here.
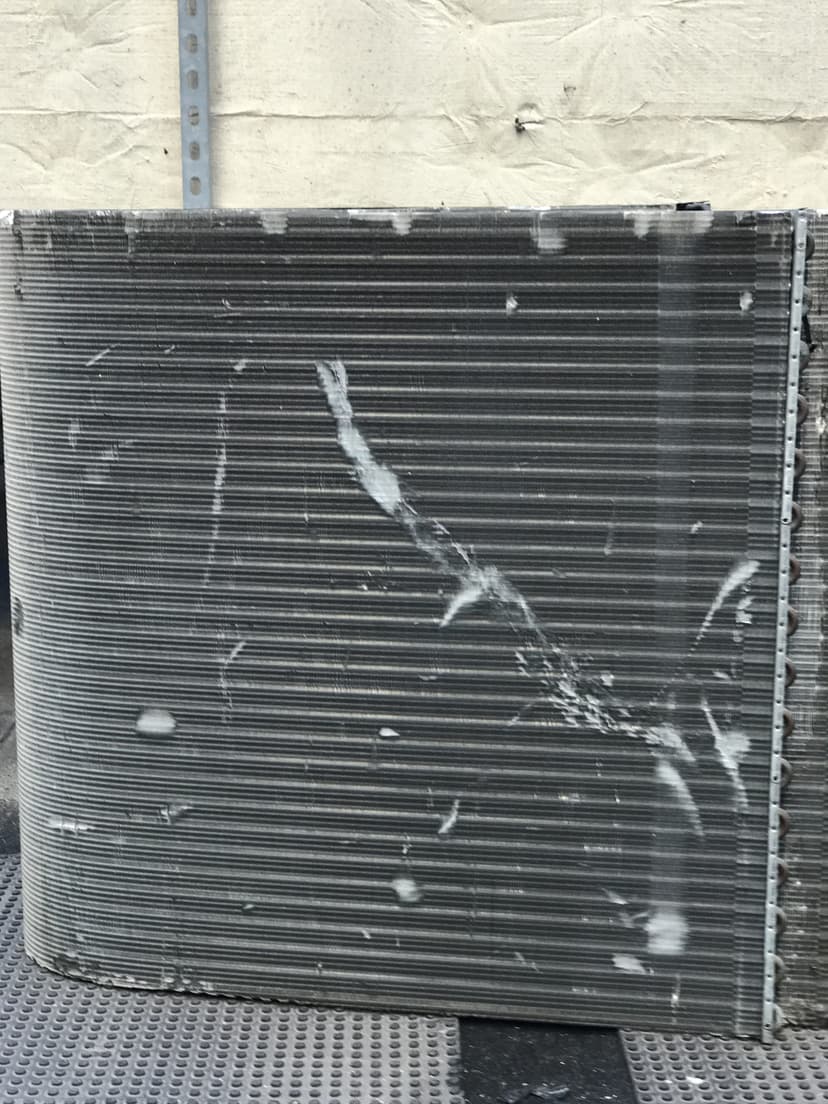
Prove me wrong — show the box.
[763,213,809,1040]
[177,0,212,208]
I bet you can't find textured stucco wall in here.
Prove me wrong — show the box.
[0,1,826,209]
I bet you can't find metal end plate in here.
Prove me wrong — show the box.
[0,858,462,1104]
[623,1029,828,1104]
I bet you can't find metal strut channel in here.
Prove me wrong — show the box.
[177,0,212,208]
[762,213,808,1040]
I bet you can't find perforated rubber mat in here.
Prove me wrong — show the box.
[623,1029,828,1104]
[0,858,463,1104]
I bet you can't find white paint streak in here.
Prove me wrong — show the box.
[646,905,688,956]
[391,876,422,904]
[603,888,627,906]
[613,953,649,975]
[739,290,754,312]
[695,557,760,645]
[647,724,695,763]
[655,758,703,836]
[48,816,94,836]
[505,293,519,316]
[437,799,460,836]
[701,696,750,812]
[379,726,400,740]
[603,522,614,556]
[219,640,246,715]
[317,360,402,514]
[261,210,288,234]
[671,974,682,1011]
[202,391,228,588]
[67,418,81,449]
[85,346,112,367]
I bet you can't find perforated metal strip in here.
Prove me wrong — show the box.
[623,1029,828,1104]
[177,0,212,207]
[763,213,809,1037]
[0,858,462,1104]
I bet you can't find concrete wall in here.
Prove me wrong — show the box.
[0,1,826,210]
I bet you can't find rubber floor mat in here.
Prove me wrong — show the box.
[623,1028,828,1103]
[0,857,463,1104]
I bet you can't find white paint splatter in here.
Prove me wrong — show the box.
[361,929,372,940]
[686,1076,705,1087]
[671,974,682,1011]
[685,208,714,234]
[391,877,423,904]
[67,418,81,449]
[600,672,615,688]
[379,726,400,740]
[624,209,659,239]
[202,391,228,588]
[533,219,566,253]
[694,557,760,646]
[347,209,414,236]
[646,905,688,955]
[603,888,627,906]
[700,696,750,812]
[735,595,753,626]
[505,293,519,316]
[655,758,703,836]
[437,799,460,836]
[712,669,732,682]
[603,521,615,557]
[135,707,177,738]
[316,359,695,763]
[85,346,113,368]
[233,358,247,373]
[690,520,703,535]
[613,953,649,975]
[261,210,288,234]
[159,803,194,825]
[48,816,94,836]
[739,290,754,312]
